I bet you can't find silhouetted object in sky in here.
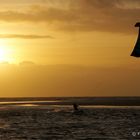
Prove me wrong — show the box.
[73,103,79,111]
[131,22,140,57]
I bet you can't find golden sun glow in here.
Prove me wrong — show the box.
[0,41,15,63]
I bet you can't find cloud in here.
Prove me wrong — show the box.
[0,34,53,39]
[0,0,140,33]
[19,61,35,66]
[0,61,9,65]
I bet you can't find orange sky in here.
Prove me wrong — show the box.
[0,0,140,97]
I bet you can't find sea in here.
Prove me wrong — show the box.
[0,97,139,140]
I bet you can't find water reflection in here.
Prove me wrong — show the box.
[0,100,60,105]
[18,104,39,107]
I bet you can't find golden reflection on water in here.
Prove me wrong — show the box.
[18,104,39,107]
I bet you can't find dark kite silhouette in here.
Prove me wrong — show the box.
[131,22,140,57]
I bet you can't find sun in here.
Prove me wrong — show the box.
[0,45,14,63]
[0,48,7,61]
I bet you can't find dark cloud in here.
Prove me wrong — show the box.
[0,34,53,39]
[0,0,140,33]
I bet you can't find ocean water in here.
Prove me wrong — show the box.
[0,98,139,140]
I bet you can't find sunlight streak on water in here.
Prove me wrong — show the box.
[0,100,61,105]
[17,104,39,107]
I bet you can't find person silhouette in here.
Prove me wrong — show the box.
[73,103,79,111]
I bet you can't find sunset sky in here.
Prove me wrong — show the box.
[0,0,140,97]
